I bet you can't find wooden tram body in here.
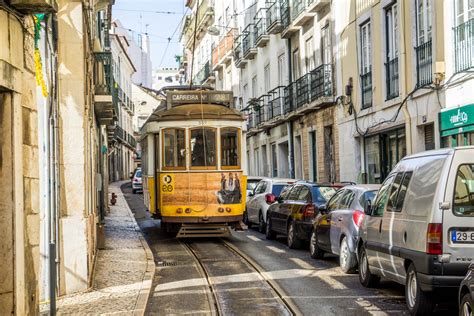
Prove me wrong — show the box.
[140,88,247,237]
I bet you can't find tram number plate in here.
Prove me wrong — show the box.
[452,230,474,243]
[162,184,174,193]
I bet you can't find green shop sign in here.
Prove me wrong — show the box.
[439,104,474,137]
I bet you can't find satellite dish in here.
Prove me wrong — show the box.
[207,26,220,36]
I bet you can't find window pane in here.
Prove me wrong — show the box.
[326,189,344,211]
[454,164,474,216]
[395,172,412,211]
[271,184,286,196]
[221,128,240,167]
[163,129,186,168]
[313,186,338,205]
[365,135,381,183]
[191,128,216,167]
[359,190,377,206]
[387,172,404,212]
[373,174,395,216]
[288,186,302,200]
[298,186,310,201]
[339,190,355,209]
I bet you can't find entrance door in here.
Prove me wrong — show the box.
[324,126,335,182]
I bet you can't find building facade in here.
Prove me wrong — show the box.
[180,0,474,184]
[109,22,137,182]
[152,67,181,90]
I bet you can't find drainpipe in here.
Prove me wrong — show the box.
[287,37,295,179]
[399,0,413,155]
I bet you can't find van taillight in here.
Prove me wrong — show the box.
[352,210,365,227]
[426,223,442,255]
[303,204,315,220]
[265,194,276,204]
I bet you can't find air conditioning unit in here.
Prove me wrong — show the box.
[9,0,58,13]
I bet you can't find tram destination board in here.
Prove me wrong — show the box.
[167,91,234,108]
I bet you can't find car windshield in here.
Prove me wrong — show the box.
[360,190,377,206]
[271,184,286,196]
[312,186,338,204]
[454,164,474,216]
[135,170,142,178]
[247,181,259,191]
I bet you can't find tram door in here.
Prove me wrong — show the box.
[154,133,160,215]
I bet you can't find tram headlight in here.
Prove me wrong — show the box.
[225,207,231,213]
[218,207,224,213]
[185,208,192,214]
[176,208,183,214]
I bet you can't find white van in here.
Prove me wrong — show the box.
[357,147,474,315]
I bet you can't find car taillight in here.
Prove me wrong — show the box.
[303,204,315,220]
[265,193,276,205]
[426,223,442,255]
[352,210,365,227]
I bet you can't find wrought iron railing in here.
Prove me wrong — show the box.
[234,35,243,61]
[193,61,211,85]
[281,0,291,29]
[266,1,281,31]
[93,52,113,95]
[415,40,432,87]
[453,18,474,73]
[291,0,305,20]
[295,73,310,108]
[255,8,267,42]
[360,71,372,109]
[385,57,399,100]
[268,86,285,119]
[310,64,333,100]
[283,83,295,114]
[242,24,255,55]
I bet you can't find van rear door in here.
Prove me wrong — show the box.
[443,148,474,267]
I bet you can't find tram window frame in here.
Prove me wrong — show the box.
[161,128,186,170]
[221,127,241,170]
[189,127,218,170]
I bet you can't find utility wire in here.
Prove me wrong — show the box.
[114,8,180,14]
[189,0,200,88]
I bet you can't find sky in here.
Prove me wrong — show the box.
[112,0,187,70]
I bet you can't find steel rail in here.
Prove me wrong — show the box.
[221,239,302,316]
[180,240,221,316]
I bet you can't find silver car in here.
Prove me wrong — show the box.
[310,185,380,273]
[244,178,295,233]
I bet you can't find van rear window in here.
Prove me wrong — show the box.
[454,164,474,217]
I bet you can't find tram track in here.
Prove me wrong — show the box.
[180,238,301,316]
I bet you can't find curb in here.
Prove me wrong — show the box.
[116,182,155,316]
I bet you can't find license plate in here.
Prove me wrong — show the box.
[451,230,474,243]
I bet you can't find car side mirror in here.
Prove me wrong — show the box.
[364,200,372,215]
[318,204,328,214]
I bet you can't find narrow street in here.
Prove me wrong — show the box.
[120,183,461,315]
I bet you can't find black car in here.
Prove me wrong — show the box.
[459,263,473,316]
[265,182,338,249]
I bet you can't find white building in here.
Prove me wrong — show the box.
[152,67,181,90]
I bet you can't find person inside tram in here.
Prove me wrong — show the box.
[192,134,205,166]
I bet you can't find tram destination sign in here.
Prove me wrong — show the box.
[167,91,234,108]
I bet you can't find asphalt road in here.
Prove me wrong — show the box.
[120,183,457,315]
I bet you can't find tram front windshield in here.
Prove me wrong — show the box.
[191,128,216,167]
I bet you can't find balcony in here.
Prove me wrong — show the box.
[255,8,270,47]
[292,0,315,27]
[453,18,474,73]
[268,86,285,119]
[234,34,247,68]
[113,125,137,149]
[360,71,372,109]
[415,40,432,88]
[306,0,330,13]
[9,0,57,13]
[93,52,117,126]
[309,64,333,101]
[281,0,299,38]
[385,57,399,100]
[193,61,212,86]
[266,0,284,34]
[211,29,234,71]
[242,24,257,60]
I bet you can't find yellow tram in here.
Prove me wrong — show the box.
[140,87,247,237]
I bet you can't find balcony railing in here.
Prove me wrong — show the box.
[281,0,291,29]
[114,125,137,148]
[93,52,113,95]
[310,64,333,100]
[283,83,295,114]
[454,18,474,73]
[266,0,283,33]
[248,112,255,129]
[183,0,214,46]
[212,29,234,68]
[242,24,256,58]
[255,8,268,45]
[268,86,285,119]
[415,40,432,88]
[295,73,310,108]
[385,57,399,100]
[291,0,306,20]
[360,71,372,109]
[193,61,211,85]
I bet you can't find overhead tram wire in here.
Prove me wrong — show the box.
[113,8,180,14]
[157,7,189,68]
[189,0,200,89]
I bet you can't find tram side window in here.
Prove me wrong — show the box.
[221,128,240,168]
[191,128,216,168]
[163,128,186,169]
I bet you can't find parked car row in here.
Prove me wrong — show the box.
[245,146,474,315]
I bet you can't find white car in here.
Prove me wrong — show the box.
[244,178,295,233]
[246,176,266,202]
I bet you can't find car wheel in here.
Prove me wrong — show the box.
[339,236,357,274]
[460,292,473,316]
[265,215,276,240]
[287,221,301,249]
[358,245,380,288]
[243,210,249,226]
[405,263,433,315]
[258,212,266,233]
[309,229,325,259]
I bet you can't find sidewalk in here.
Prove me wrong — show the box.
[57,181,154,315]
